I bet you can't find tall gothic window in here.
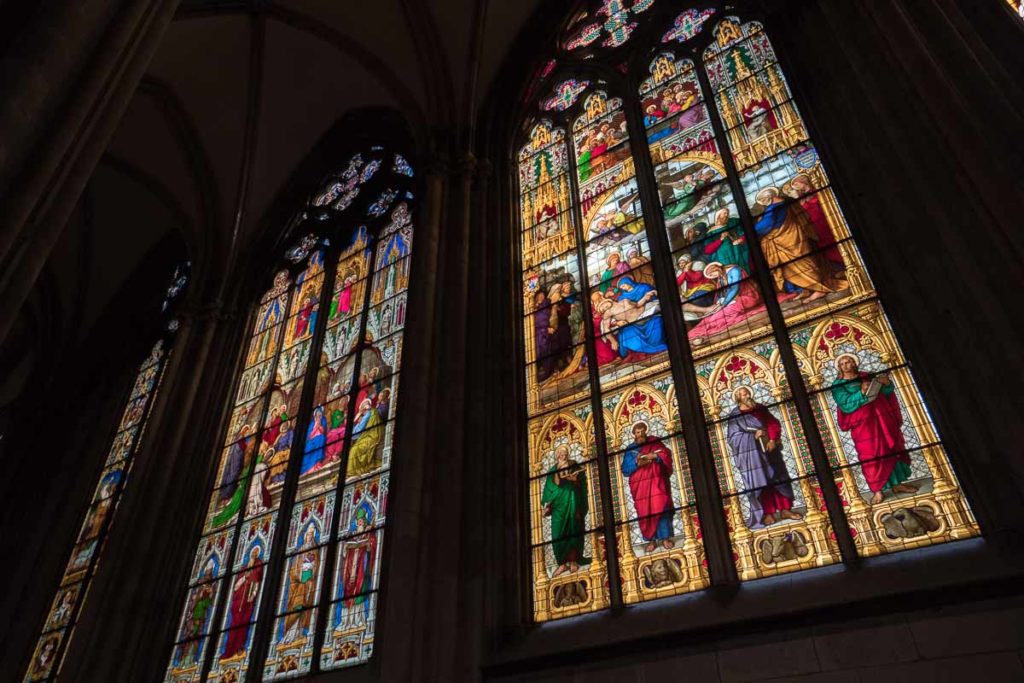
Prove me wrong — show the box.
[166,147,414,682]
[25,264,190,681]
[518,3,980,622]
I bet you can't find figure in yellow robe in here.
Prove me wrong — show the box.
[753,187,845,300]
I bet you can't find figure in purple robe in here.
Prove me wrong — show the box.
[725,387,803,529]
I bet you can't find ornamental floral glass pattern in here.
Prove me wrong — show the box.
[563,0,658,51]
[518,9,979,621]
[24,265,188,682]
[166,148,414,681]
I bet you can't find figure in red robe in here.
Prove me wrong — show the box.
[620,422,675,553]
[294,292,317,339]
[337,507,377,629]
[787,174,843,267]
[742,95,779,138]
[589,294,619,367]
[221,546,264,659]
[831,355,918,504]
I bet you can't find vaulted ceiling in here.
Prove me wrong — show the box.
[114,0,545,258]
[1,0,549,413]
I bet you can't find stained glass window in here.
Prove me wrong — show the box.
[519,8,980,621]
[166,148,414,682]
[1007,0,1024,19]
[24,263,190,682]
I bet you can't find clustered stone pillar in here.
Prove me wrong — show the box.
[59,297,246,683]
[371,149,490,683]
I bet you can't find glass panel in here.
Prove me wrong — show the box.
[581,178,644,244]
[328,277,368,327]
[370,255,410,305]
[264,609,318,679]
[531,532,609,621]
[105,427,138,466]
[189,529,235,585]
[345,416,396,483]
[166,637,209,683]
[42,585,80,634]
[338,473,389,539]
[321,593,378,669]
[331,530,384,602]
[25,630,65,681]
[593,318,671,391]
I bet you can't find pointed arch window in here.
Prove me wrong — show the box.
[166,146,414,682]
[25,263,190,682]
[517,4,980,622]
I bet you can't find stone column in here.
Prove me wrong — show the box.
[0,0,182,347]
[60,297,246,682]
[374,150,488,683]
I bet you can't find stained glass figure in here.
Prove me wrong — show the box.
[25,264,188,683]
[166,147,415,678]
[517,9,980,618]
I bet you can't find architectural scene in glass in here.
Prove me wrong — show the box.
[24,265,190,682]
[518,3,979,621]
[166,148,413,681]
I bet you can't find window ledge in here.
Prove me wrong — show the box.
[484,537,1024,675]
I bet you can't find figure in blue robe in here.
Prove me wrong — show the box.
[614,278,668,356]
[300,405,327,474]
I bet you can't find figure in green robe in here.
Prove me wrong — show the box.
[702,209,749,273]
[541,445,591,578]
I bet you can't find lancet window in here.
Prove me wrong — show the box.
[25,263,190,681]
[518,3,980,621]
[166,146,414,681]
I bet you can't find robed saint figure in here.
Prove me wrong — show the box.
[621,422,676,552]
[726,387,803,528]
[541,445,591,578]
[831,355,917,504]
[221,546,264,659]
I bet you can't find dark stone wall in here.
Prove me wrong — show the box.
[490,596,1024,682]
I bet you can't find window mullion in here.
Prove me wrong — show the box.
[309,233,379,670]
[563,118,625,611]
[245,258,337,683]
[621,75,740,588]
[691,54,859,566]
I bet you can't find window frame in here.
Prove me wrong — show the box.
[499,1,997,663]
[162,145,417,683]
